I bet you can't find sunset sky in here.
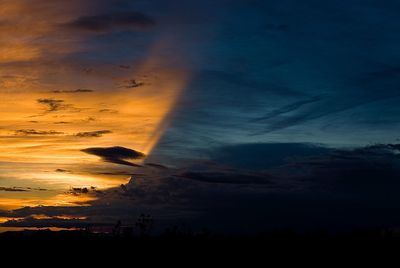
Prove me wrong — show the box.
[1,0,400,233]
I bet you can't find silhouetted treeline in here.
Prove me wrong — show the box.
[3,227,400,245]
[3,228,400,263]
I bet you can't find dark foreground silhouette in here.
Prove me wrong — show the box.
[2,217,400,261]
[2,227,400,251]
[3,229,400,265]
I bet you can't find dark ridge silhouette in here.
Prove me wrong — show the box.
[2,225,400,256]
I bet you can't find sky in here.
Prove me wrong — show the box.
[1,0,400,233]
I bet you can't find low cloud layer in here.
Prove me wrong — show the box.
[2,216,88,228]
[3,141,400,233]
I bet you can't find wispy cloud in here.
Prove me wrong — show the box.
[63,11,156,32]
[51,89,94,94]
[120,79,145,89]
[0,187,28,192]
[252,96,322,123]
[14,129,64,136]
[55,169,70,173]
[75,130,112,138]
[37,99,68,112]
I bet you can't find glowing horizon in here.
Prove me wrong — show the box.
[0,31,189,211]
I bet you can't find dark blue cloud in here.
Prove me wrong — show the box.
[210,143,330,170]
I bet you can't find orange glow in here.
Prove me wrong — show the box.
[0,44,41,63]
[0,57,188,210]
[0,217,19,224]
[0,194,96,211]
[0,0,190,213]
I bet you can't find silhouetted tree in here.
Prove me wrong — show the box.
[113,220,122,236]
[135,214,153,237]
